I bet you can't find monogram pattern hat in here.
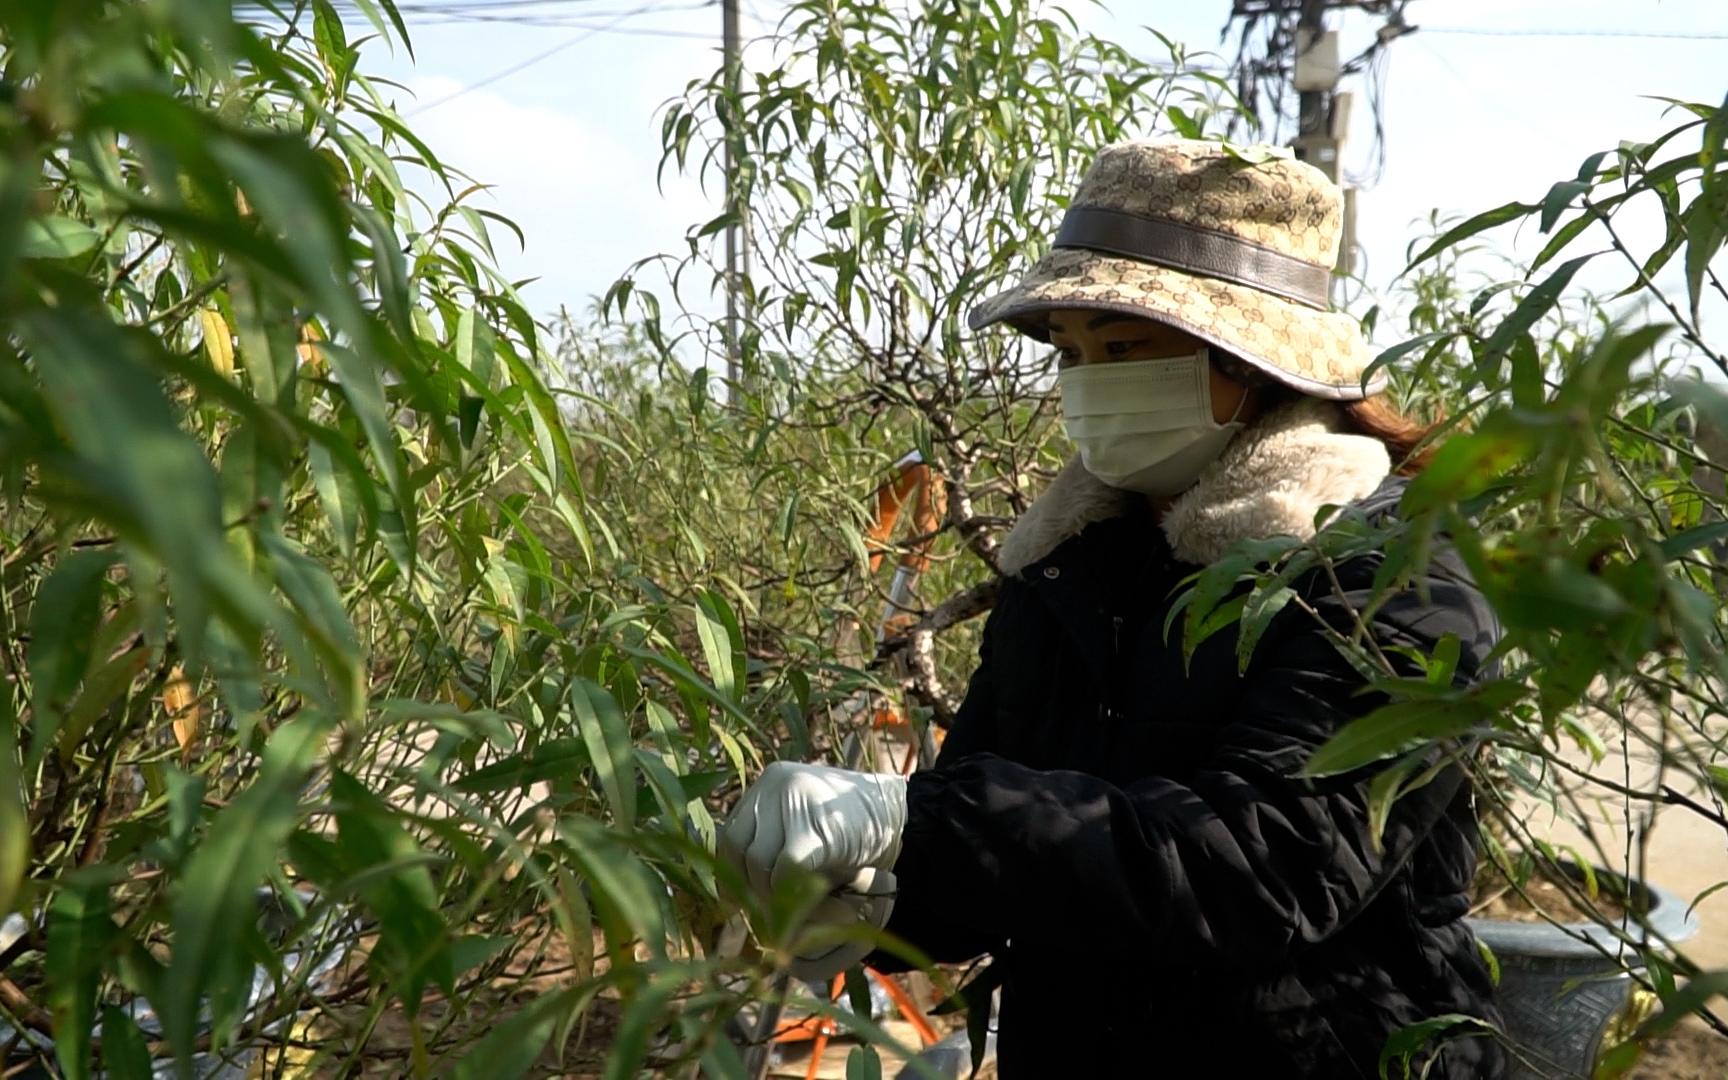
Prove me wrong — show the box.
[969,139,1381,400]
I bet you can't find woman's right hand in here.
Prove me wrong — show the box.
[718,762,907,978]
[718,761,908,896]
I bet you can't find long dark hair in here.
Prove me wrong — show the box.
[1214,351,1442,476]
[1339,396,1443,476]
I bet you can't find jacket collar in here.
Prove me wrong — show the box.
[997,398,1392,576]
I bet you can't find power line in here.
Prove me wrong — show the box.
[1419,27,1728,40]
[398,16,711,33]
[241,0,715,29]
[249,0,664,10]
[1410,38,1568,150]
[402,1,698,117]
[344,0,715,27]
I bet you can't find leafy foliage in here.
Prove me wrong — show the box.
[0,0,790,1074]
[11,0,1724,1072]
[610,0,1231,724]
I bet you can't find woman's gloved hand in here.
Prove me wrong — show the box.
[720,761,909,892]
[719,762,908,979]
[786,865,898,982]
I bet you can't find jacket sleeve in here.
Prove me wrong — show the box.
[885,552,1497,970]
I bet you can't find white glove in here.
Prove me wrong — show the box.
[720,762,908,895]
[787,866,898,982]
[719,762,909,977]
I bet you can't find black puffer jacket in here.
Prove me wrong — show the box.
[880,405,1506,1079]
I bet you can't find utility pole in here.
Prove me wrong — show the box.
[1224,0,1412,294]
[1291,0,1338,183]
[1289,0,1352,297]
[722,0,749,405]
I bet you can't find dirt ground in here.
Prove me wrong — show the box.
[1625,1017,1728,1079]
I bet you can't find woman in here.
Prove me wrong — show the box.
[721,140,1505,1078]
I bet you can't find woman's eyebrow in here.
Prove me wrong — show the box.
[1086,313,1139,330]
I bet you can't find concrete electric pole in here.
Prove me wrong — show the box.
[1291,0,1342,184]
[1225,0,1414,294]
[1289,0,1353,296]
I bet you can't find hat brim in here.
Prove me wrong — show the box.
[968,247,1383,401]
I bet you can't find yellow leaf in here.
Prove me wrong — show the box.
[297,320,325,375]
[442,677,476,711]
[163,665,201,757]
[199,309,234,377]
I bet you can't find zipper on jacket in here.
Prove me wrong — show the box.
[1098,614,1126,723]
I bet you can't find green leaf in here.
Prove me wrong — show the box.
[1705,767,1728,810]
[1235,584,1295,674]
[604,975,682,1080]
[0,701,27,919]
[1538,179,1591,234]
[845,964,872,1018]
[1674,378,1728,458]
[1593,1039,1645,1080]
[310,339,412,547]
[1401,424,1533,516]
[1427,634,1462,685]
[695,590,745,703]
[100,1006,155,1080]
[1683,197,1726,323]
[1476,254,1596,374]
[449,986,587,1080]
[846,1045,883,1080]
[1359,332,1451,393]
[207,133,362,337]
[498,344,579,500]
[1635,972,1728,1042]
[1363,751,1447,852]
[260,533,364,716]
[306,438,363,559]
[1164,105,1201,140]
[26,549,118,766]
[1659,521,1728,561]
[48,871,119,1080]
[160,716,328,1067]
[448,934,513,977]
[571,678,638,832]
[1377,1014,1496,1079]
[1405,201,1537,270]
[20,215,101,259]
[22,308,277,664]
[57,645,148,766]
[455,738,591,794]
[557,815,666,957]
[1303,700,1483,778]
[329,770,448,1005]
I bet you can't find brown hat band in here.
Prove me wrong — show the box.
[1053,207,1332,311]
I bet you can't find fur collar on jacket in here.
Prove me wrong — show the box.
[997,398,1392,576]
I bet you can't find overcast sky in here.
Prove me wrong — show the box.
[350,0,1728,344]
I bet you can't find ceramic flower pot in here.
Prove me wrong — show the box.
[1465,867,1697,1080]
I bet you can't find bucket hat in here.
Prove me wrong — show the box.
[968,139,1381,400]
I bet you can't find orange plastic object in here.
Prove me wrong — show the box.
[870,969,941,1047]
[771,967,943,1071]
[864,452,947,577]
[801,974,848,1080]
[859,451,951,776]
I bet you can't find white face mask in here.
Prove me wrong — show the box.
[1057,347,1245,497]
